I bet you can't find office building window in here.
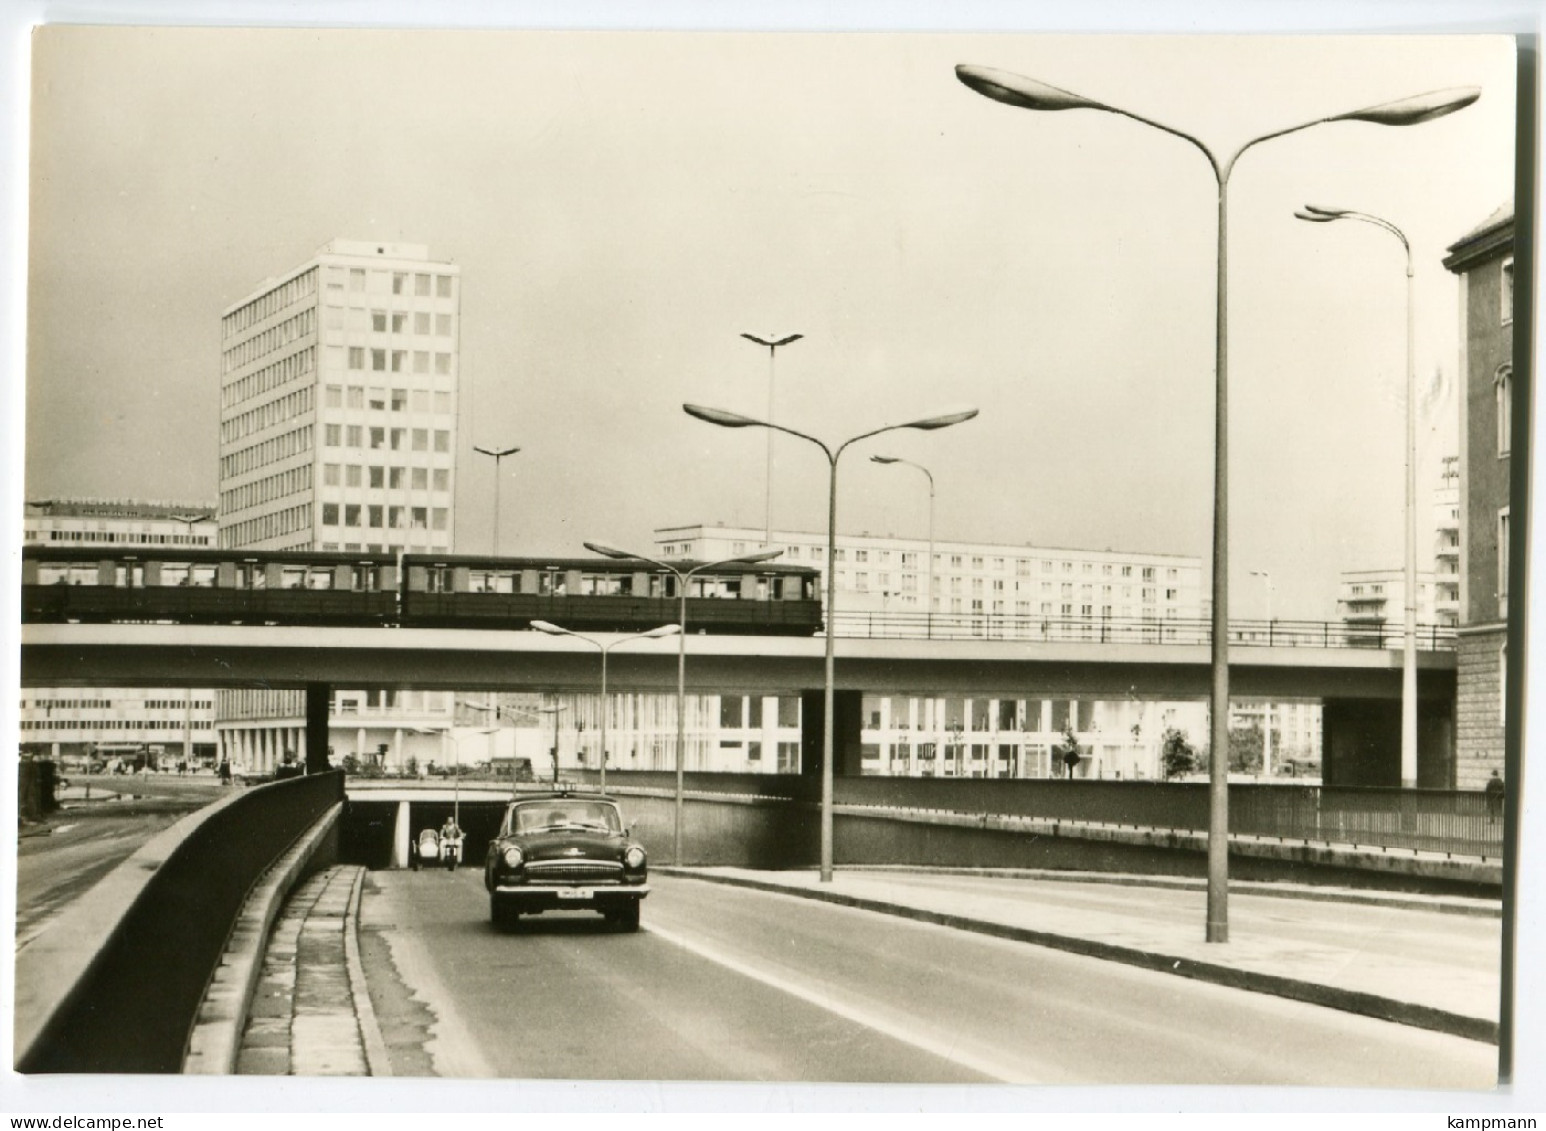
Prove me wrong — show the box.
[321,503,339,526]
[345,504,361,527]
[411,467,428,490]
[323,463,340,486]
[369,466,385,488]
[433,469,450,492]
[347,385,364,408]
[349,268,365,291]
[389,467,405,489]
[324,384,343,408]
[412,429,428,451]
[392,272,407,295]
[346,465,362,487]
[432,508,448,530]
[324,424,341,446]
[368,505,383,528]
[370,427,386,449]
[435,353,451,375]
[434,430,450,452]
[437,275,454,297]
[435,313,453,336]
[372,310,387,332]
[434,391,452,414]
[1502,256,1514,324]
[348,347,365,370]
[413,350,430,374]
[371,349,386,371]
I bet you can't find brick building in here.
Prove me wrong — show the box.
[1442,203,1514,790]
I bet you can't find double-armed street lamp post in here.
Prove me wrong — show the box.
[953,62,1478,942]
[683,403,979,883]
[530,621,682,794]
[473,444,522,555]
[581,542,785,865]
[1294,204,1421,788]
[741,333,804,548]
[870,455,936,637]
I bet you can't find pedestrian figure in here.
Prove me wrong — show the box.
[1485,769,1505,822]
[218,759,232,786]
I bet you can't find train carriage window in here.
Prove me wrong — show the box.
[190,565,218,587]
[113,564,145,588]
[161,564,192,587]
[537,571,557,596]
[469,570,514,594]
[424,567,453,593]
[352,566,380,592]
[306,569,334,590]
[581,573,629,596]
[280,567,307,589]
[237,564,266,589]
[39,564,71,586]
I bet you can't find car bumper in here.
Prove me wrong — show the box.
[492,883,649,910]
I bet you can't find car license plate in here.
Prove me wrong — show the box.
[557,888,590,901]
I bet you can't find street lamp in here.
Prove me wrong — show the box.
[530,621,681,794]
[411,725,495,832]
[684,402,979,882]
[169,512,209,770]
[741,333,804,548]
[1295,203,1420,788]
[871,455,936,637]
[536,700,568,787]
[472,445,522,555]
[955,62,1477,943]
[584,541,785,865]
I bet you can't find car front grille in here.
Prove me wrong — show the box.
[525,860,624,882]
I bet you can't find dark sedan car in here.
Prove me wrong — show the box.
[483,791,648,931]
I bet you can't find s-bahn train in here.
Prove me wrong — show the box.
[20,545,825,636]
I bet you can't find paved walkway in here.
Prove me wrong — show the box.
[236,865,387,1076]
[237,864,1501,1075]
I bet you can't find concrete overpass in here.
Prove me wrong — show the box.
[20,622,1454,698]
[20,622,1458,786]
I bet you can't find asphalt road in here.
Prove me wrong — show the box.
[357,869,1498,1087]
[15,778,226,949]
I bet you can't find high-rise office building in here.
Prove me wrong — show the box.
[218,240,460,553]
[216,241,462,773]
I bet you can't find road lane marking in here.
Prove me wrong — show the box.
[643,919,1032,1084]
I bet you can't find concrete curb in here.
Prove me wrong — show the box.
[664,868,1499,1046]
[183,804,343,1074]
[344,867,391,1077]
[832,865,1503,918]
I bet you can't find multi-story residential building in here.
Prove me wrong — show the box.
[655,522,1205,627]
[1336,568,1440,639]
[1443,203,1514,790]
[19,500,218,767]
[1433,454,1461,627]
[215,240,462,773]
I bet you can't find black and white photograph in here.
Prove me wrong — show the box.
[2,2,1538,1118]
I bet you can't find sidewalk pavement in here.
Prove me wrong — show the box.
[664,866,1502,1044]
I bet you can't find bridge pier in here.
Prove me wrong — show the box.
[392,800,411,868]
[305,682,331,775]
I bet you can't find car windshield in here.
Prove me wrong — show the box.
[513,801,622,835]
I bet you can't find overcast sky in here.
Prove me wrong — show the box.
[18,27,1515,619]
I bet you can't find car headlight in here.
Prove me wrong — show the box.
[624,845,646,869]
[502,846,524,868]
